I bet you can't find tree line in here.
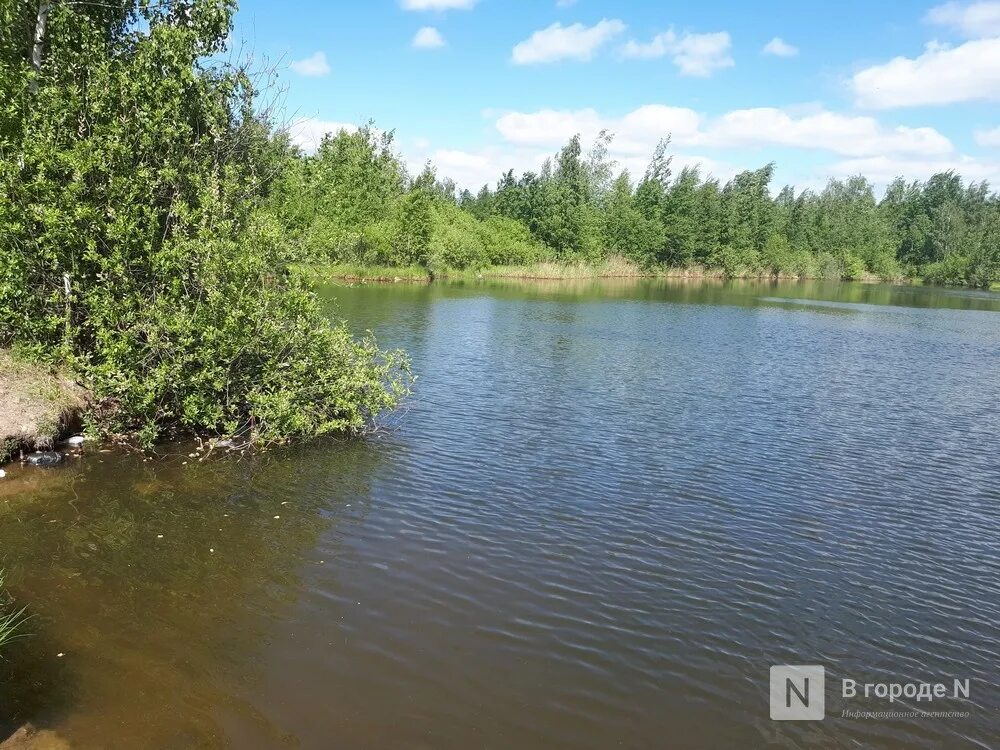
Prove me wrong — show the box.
[275,129,1000,288]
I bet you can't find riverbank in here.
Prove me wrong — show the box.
[0,352,88,463]
[306,257,906,285]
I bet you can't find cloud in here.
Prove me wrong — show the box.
[430,149,517,188]
[556,0,578,6]
[853,38,1000,108]
[495,105,701,154]
[403,145,553,189]
[762,37,799,57]
[703,108,953,157]
[512,19,626,64]
[289,51,331,77]
[622,30,734,77]
[494,105,952,158]
[401,0,476,9]
[829,155,1000,185]
[407,143,733,191]
[413,26,445,49]
[975,126,1000,146]
[925,1,1000,37]
[288,117,357,153]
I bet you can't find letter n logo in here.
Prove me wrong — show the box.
[770,665,825,720]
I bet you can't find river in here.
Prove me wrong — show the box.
[1,278,998,748]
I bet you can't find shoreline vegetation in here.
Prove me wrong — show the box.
[306,258,903,285]
[272,128,1000,295]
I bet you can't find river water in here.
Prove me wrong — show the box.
[1,278,998,749]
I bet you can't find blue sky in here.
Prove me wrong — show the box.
[234,0,1000,192]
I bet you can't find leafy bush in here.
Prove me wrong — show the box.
[923,254,973,287]
[426,203,549,272]
[480,216,548,266]
[841,252,868,281]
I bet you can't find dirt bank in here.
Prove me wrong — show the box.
[0,351,88,462]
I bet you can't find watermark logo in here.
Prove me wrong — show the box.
[770,665,825,720]
[768,665,973,722]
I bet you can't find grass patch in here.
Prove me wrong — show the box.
[0,350,87,458]
[305,256,920,285]
[301,264,432,284]
[456,256,651,280]
[0,571,28,651]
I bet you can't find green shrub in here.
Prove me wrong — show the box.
[80,222,409,444]
[923,254,973,287]
[479,216,548,267]
[841,252,868,280]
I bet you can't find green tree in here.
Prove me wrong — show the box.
[662,167,701,266]
[395,164,435,266]
[0,0,408,444]
[602,171,663,265]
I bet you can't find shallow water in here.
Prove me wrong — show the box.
[1,278,999,749]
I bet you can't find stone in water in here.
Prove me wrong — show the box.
[26,452,64,467]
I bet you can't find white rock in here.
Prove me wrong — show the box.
[0,469,6,478]
[66,435,85,446]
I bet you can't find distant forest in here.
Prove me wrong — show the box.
[272,127,1000,287]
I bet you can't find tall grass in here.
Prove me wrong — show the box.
[0,571,28,650]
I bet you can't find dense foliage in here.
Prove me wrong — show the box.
[275,125,1000,287]
[270,126,548,273]
[0,0,407,445]
[459,136,1000,286]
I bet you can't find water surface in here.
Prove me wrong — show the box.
[1,278,998,749]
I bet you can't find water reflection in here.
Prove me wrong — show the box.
[321,276,1000,315]
[0,440,386,747]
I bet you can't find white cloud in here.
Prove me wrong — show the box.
[495,105,701,155]
[975,126,1000,146]
[556,0,578,6]
[830,155,1000,185]
[853,38,1000,108]
[413,26,445,49]
[401,0,476,10]
[622,30,733,77]
[494,105,952,158]
[289,51,331,77]
[404,146,552,190]
[702,108,953,157]
[430,149,516,188]
[288,117,357,153]
[762,37,799,57]
[496,108,605,146]
[511,19,626,64]
[406,143,734,191]
[925,1,1000,37]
